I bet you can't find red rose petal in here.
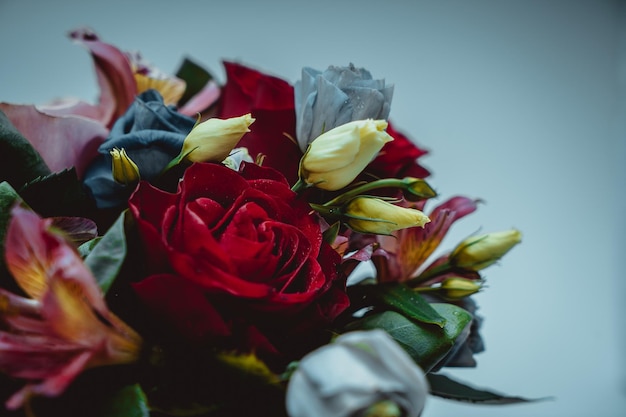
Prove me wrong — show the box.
[132,274,230,341]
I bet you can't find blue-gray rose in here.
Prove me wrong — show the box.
[83,90,196,208]
[285,330,428,417]
[294,64,393,152]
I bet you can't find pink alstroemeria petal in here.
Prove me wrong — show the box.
[429,196,480,223]
[49,216,98,245]
[4,207,54,300]
[418,253,481,286]
[0,207,142,409]
[0,332,83,379]
[178,80,221,116]
[395,208,458,279]
[42,276,104,347]
[68,27,137,128]
[36,97,105,122]
[5,351,93,410]
[5,206,109,314]
[372,196,480,282]
[0,103,108,178]
[0,288,41,317]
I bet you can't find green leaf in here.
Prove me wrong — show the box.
[30,378,150,417]
[175,57,214,106]
[19,168,95,218]
[85,211,127,293]
[0,181,20,244]
[78,236,102,258]
[427,373,549,404]
[0,182,20,283]
[379,284,446,327]
[0,109,51,189]
[322,221,341,245]
[96,384,149,417]
[346,304,472,372]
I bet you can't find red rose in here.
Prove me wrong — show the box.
[218,61,302,184]
[129,162,348,354]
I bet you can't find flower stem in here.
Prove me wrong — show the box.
[291,178,308,193]
[323,179,405,206]
[323,177,434,207]
[406,261,452,287]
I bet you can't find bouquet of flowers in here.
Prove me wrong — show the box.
[0,28,529,417]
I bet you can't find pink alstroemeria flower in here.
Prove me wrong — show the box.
[0,206,142,410]
[41,27,219,127]
[373,196,480,284]
[0,27,219,179]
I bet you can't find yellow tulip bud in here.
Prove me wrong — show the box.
[450,229,522,271]
[439,278,482,300]
[300,119,393,191]
[345,197,430,235]
[110,148,140,185]
[181,113,255,163]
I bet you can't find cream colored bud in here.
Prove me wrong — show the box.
[439,278,482,300]
[110,148,140,185]
[300,119,393,191]
[450,229,522,271]
[345,197,430,235]
[182,113,255,163]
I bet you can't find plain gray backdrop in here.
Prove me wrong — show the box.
[1,0,625,416]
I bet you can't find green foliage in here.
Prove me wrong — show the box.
[0,110,50,190]
[345,304,472,372]
[84,211,128,293]
[19,168,95,218]
[427,373,545,404]
[377,284,446,327]
[0,182,20,289]
[97,384,149,417]
[175,58,214,107]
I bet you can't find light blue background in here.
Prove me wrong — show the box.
[1,0,624,416]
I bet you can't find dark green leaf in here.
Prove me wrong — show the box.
[175,57,214,106]
[427,373,549,404]
[0,110,50,189]
[379,284,446,327]
[19,168,95,218]
[0,182,20,285]
[0,182,20,244]
[78,237,102,258]
[85,211,127,293]
[96,384,149,417]
[322,221,341,245]
[345,303,472,372]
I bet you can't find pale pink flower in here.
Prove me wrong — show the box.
[0,206,141,410]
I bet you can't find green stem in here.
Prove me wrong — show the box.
[406,261,452,287]
[291,178,308,193]
[323,178,413,207]
[160,153,185,177]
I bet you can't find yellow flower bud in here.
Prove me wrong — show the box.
[110,148,140,185]
[345,197,430,235]
[439,278,482,300]
[181,114,255,163]
[450,229,522,271]
[300,119,393,191]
